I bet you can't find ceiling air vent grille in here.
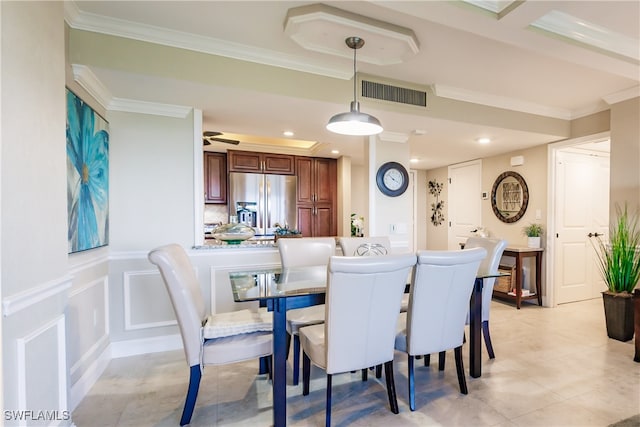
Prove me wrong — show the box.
[362,80,427,107]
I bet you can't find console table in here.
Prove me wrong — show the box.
[495,246,543,309]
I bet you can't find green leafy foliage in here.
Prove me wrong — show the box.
[522,223,543,237]
[592,204,640,294]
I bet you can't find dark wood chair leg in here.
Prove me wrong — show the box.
[384,361,399,414]
[263,355,273,381]
[180,365,202,426]
[454,346,468,394]
[293,334,301,385]
[424,354,430,367]
[438,351,446,371]
[361,368,368,381]
[302,352,311,396]
[325,374,333,427]
[376,364,382,378]
[408,355,415,411]
[482,320,496,359]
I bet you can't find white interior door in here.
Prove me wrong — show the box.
[555,150,610,304]
[448,160,482,250]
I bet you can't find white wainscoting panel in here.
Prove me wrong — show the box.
[16,315,67,412]
[123,270,178,330]
[68,276,109,376]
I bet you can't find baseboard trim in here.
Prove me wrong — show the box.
[110,334,183,359]
[69,344,111,411]
[70,334,183,411]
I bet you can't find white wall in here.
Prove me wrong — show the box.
[2,2,71,423]
[108,111,195,251]
[369,135,412,252]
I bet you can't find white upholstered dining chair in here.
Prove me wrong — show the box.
[277,237,335,385]
[338,236,410,314]
[338,236,390,256]
[148,243,272,426]
[299,253,417,426]
[395,248,486,411]
[464,237,508,359]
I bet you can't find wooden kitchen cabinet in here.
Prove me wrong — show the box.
[204,152,227,204]
[227,150,295,175]
[296,156,337,237]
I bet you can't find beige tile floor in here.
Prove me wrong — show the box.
[72,298,640,427]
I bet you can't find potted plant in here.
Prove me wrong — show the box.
[523,223,543,248]
[592,204,640,342]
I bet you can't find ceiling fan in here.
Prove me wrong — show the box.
[203,131,240,145]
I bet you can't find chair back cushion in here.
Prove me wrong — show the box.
[277,237,336,267]
[464,237,508,321]
[402,248,486,356]
[324,253,416,374]
[338,236,391,256]
[148,243,206,366]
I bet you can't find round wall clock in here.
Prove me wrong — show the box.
[376,162,409,197]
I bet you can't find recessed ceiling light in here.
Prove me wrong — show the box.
[477,137,491,144]
[331,150,340,154]
[283,131,294,137]
[410,158,419,163]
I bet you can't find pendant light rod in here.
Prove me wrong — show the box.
[326,36,383,136]
[347,36,364,107]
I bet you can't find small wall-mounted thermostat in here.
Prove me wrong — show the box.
[482,191,489,200]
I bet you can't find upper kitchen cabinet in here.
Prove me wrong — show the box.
[227,150,295,175]
[296,156,337,237]
[204,152,227,204]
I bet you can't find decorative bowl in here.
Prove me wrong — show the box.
[212,223,255,244]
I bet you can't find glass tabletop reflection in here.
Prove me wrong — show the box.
[230,265,327,302]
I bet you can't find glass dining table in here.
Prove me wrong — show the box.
[229,264,502,427]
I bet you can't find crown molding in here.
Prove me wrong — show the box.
[602,85,640,105]
[72,64,112,110]
[72,64,191,117]
[64,1,351,80]
[432,84,573,120]
[108,98,192,118]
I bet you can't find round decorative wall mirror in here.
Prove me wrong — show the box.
[491,171,529,223]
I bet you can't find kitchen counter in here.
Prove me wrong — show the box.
[194,240,276,249]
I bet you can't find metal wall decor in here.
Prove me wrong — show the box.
[428,179,445,226]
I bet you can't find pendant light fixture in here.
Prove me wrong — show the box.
[326,37,383,136]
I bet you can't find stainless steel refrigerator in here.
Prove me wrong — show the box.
[229,172,297,236]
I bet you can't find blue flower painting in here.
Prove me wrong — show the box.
[66,89,109,253]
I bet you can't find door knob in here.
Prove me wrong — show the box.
[588,232,593,237]
[588,232,602,238]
